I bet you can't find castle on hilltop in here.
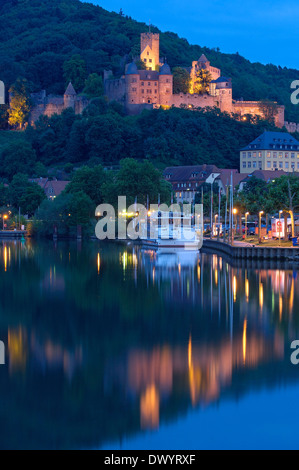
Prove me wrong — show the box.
[104,32,286,128]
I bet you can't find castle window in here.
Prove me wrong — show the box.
[147,52,150,56]
[148,82,151,86]
[155,82,158,86]
[141,89,144,94]
[166,89,170,94]
[132,88,137,92]
[132,78,137,83]
[141,82,144,86]
[144,59,147,63]
[166,79,171,84]
[149,59,152,63]
[155,90,157,94]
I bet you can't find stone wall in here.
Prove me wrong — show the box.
[171,93,217,108]
[285,122,299,133]
[104,78,126,103]
[233,101,285,128]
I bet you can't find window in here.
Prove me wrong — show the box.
[148,82,151,86]
[267,161,271,168]
[267,152,271,158]
[155,90,157,94]
[273,162,277,168]
[258,161,262,169]
[243,162,246,169]
[285,153,289,159]
[132,88,137,92]
[248,162,252,168]
[242,152,246,159]
[141,89,144,94]
[141,82,144,87]
[144,59,147,63]
[155,82,158,87]
[259,152,262,158]
[279,152,283,158]
[253,161,257,168]
[149,59,152,63]
[291,153,295,159]
[285,162,289,169]
[248,152,252,158]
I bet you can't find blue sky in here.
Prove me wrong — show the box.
[89,0,299,69]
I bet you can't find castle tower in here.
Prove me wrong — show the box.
[64,82,77,109]
[159,64,173,107]
[213,77,233,114]
[125,62,140,105]
[140,33,160,71]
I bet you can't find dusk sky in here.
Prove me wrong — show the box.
[90,0,299,69]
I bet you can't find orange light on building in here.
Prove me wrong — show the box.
[233,276,237,302]
[245,279,250,303]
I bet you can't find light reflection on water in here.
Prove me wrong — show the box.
[0,240,298,449]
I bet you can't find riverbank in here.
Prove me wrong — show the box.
[202,239,299,263]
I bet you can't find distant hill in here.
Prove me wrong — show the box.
[0,0,298,122]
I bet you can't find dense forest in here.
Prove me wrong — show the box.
[0,103,286,181]
[0,0,298,180]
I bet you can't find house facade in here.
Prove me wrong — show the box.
[240,131,299,174]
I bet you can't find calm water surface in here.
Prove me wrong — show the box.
[0,240,298,450]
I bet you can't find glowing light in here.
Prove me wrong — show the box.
[245,279,249,302]
[259,283,264,310]
[243,319,247,365]
[4,246,7,272]
[97,253,101,274]
[279,295,283,321]
[140,385,160,430]
[233,276,237,302]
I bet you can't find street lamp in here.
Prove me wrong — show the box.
[259,211,264,244]
[245,212,250,240]
[233,208,238,239]
[279,210,283,246]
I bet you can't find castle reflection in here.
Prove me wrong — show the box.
[0,241,298,449]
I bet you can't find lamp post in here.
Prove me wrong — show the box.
[259,211,264,244]
[233,208,237,240]
[279,210,283,246]
[245,212,250,241]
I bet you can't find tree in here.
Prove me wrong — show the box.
[65,165,106,205]
[83,73,104,98]
[0,141,36,179]
[103,159,172,207]
[9,173,46,215]
[63,55,87,91]
[173,67,191,94]
[8,79,32,129]
[193,70,212,95]
[268,175,299,238]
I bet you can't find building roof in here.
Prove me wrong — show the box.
[30,178,69,198]
[242,170,290,182]
[163,165,221,182]
[126,62,138,75]
[65,82,76,96]
[198,54,209,63]
[160,63,172,75]
[241,131,299,151]
[138,70,160,81]
[211,77,231,84]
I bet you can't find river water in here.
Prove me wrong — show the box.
[0,240,298,450]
